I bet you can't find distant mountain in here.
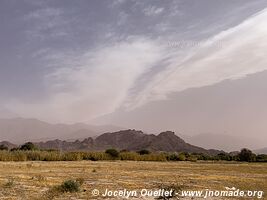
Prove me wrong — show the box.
[254,147,267,154]
[0,108,19,119]
[0,118,122,144]
[34,129,223,155]
[184,133,262,152]
[0,141,17,149]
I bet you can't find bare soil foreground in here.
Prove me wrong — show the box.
[0,161,266,200]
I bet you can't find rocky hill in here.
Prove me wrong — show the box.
[0,141,17,149]
[33,129,221,155]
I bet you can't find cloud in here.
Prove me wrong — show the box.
[111,0,126,7]
[125,8,267,109]
[6,6,267,123]
[24,7,69,40]
[25,7,63,20]
[7,38,164,122]
[143,6,164,16]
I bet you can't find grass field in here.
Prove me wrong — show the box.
[0,161,266,199]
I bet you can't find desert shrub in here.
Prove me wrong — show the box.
[44,179,84,199]
[11,151,28,161]
[0,148,265,162]
[41,151,62,161]
[141,153,167,162]
[10,148,20,151]
[178,153,186,161]
[81,152,109,161]
[137,149,151,155]
[187,154,198,162]
[59,179,81,193]
[0,144,8,151]
[120,152,139,161]
[167,153,179,161]
[0,151,11,161]
[193,153,211,161]
[3,178,15,188]
[256,154,267,162]
[26,151,42,161]
[62,152,82,161]
[105,149,119,158]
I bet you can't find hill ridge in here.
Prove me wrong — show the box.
[1,129,223,155]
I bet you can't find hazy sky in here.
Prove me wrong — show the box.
[1,0,267,140]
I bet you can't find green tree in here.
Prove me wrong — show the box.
[137,149,151,155]
[238,148,256,162]
[217,153,232,161]
[256,154,267,162]
[178,153,186,161]
[20,142,38,151]
[105,149,119,158]
[0,144,8,151]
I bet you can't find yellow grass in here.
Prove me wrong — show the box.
[0,161,266,199]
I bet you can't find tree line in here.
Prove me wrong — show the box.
[0,142,266,162]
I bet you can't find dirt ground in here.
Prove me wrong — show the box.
[0,161,266,199]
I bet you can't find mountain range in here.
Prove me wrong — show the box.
[0,118,122,143]
[1,129,222,155]
[0,118,264,153]
[254,147,267,154]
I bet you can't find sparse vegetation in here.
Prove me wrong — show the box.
[0,148,266,162]
[0,161,266,199]
[44,178,84,199]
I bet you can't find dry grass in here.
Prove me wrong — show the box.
[0,161,266,199]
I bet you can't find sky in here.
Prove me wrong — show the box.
[1,0,267,142]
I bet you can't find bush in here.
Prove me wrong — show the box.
[62,152,82,161]
[187,154,198,162]
[10,148,20,151]
[178,153,186,161]
[167,153,179,161]
[59,179,81,193]
[81,152,110,161]
[0,144,8,151]
[140,153,167,162]
[4,178,15,188]
[137,149,151,155]
[217,153,232,161]
[120,152,139,161]
[20,142,38,151]
[0,148,265,162]
[105,149,119,158]
[256,154,267,162]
